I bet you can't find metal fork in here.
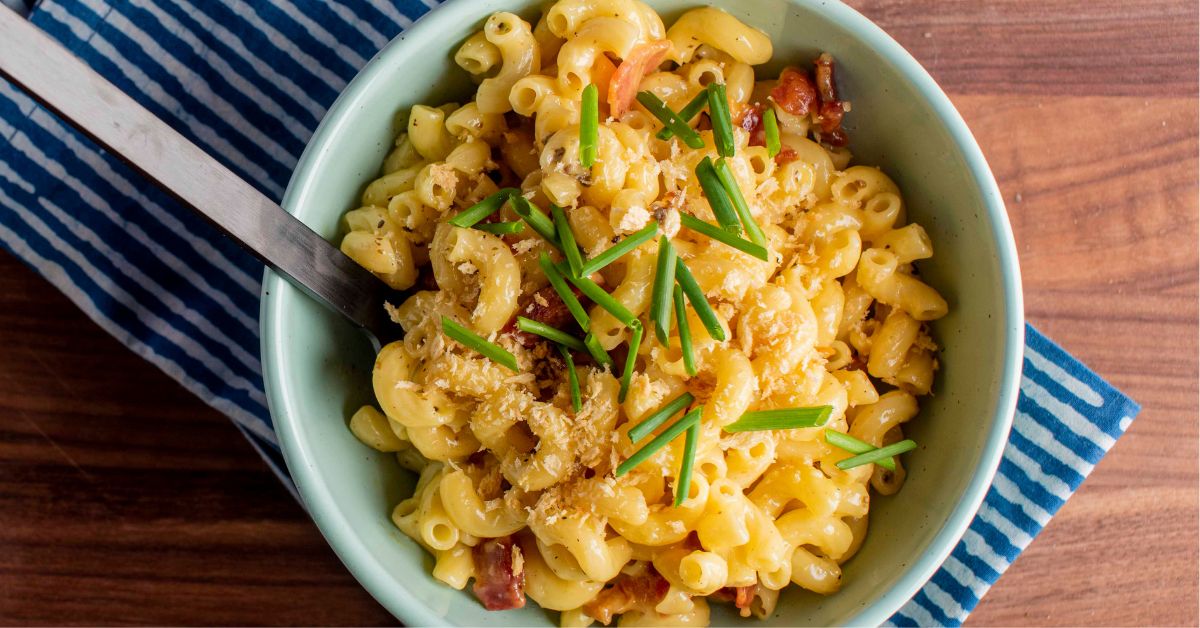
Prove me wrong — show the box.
[0,6,398,349]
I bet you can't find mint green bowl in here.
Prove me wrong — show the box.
[262,0,1024,624]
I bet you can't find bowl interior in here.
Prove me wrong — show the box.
[262,0,1023,625]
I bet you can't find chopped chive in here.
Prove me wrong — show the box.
[558,344,582,413]
[580,83,599,168]
[441,316,519,372]
[509,193,559,246]
[679,212,769,261]
[617,405,702,476]
[538,252,589,330]
[825,429,896,471]
[583,332,613,368]
[552,204,584,277]
[448,188,518,228]
[636,91,705,149]
[649,237,677,345]
[473,220,525,235]
[656,91,708,140]
[578,222,659,277]
[629,391,694,442]
[695,156,742,234]
[674,258,725,342]
[673,284,697,376]
[674,423,699,506]
[835,439,917,471]
[725,406,833,433]
[707,83,735,158]
[557,261,637,326]
[517,316,587,352]
[618,320,643,403]
[714,158,766,248]
[763,107,781,158]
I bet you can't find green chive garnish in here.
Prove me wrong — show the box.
[448,188,518,228]
[674,423,699,506]
[538,252,589,330]
[618,320,643,403]
[559,344,582,413]
[636,91,705,149]
[578,222,658,277]
[473,220,525,235]
[714,158,766,248]
[825,429,896,471]
[763,107,781,158]
[516,316,587,352]
[707,83,735,158]
[649,236,677,345]
[673,284,697,376]
[617,405,702,476]
[679,212,769,261]
[509,193,559,246]
[557,261,637,326]
[583,332,613,368]
[675,258,725,342]
[580,83,599,168]
[725,406,833,433]
[695,156,741,234]
[441,316,519,372]
[629,391,695,443]
[655,91,708,140]
[552,204,584,277]
[835,439,917,471]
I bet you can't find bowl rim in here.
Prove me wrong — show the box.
[260,0,1025,625]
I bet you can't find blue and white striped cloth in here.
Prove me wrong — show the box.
[0,1,1140,624]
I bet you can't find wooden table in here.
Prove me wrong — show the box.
[1,0,1196,625]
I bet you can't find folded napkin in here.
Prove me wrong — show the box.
[0,1,1140,624]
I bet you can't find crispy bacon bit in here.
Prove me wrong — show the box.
[774,145,798,165]
[812,53,850,147]
[582,569,670,625]
[814,53,839,103]
[770,67,817,117]
[736,103,763,134]
[609,40,673,117]
[736,103,766,148]
[505,285,576,347]
[734,584,758,617]
[471,536,525,611]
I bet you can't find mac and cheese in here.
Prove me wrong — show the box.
[340,2,946,625]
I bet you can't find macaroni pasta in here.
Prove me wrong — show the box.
[340,2,947,625]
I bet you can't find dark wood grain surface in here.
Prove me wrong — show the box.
[1,0,1197,625]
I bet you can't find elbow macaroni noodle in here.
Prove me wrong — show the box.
[339,1,947,624]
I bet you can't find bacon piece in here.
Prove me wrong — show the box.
[774,145,798,165]
[770,67,817,117]
[736,103,763,134]
[734,584,757,617]
[471,536,525,611]
[812,53,850,147]
[608,40,673,117]
[582,569,670,625]
[814,53,839,103]
[736,103,766,148]
[505,285,577,347]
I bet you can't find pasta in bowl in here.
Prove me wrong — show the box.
[341,1,949,624]
[262,0,1023,625]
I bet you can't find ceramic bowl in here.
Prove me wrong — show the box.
[262,0,1024,624]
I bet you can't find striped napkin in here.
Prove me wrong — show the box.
[0,1,1140,624]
